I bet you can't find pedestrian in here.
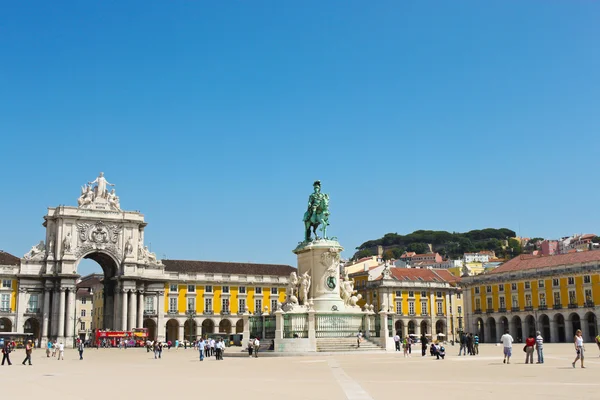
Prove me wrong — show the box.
[458,333,467,356]
[403,336,409,358]
[22,340,33,366]
[436,343,446,360]
[572,329,585,369]
[1,341,12,365]
[500,329,514,364]
[595,333,600,355]
[46,341,52,358]
[524,333,535,364]
[78,340,85,360]
[467,333,474,355]
[253,337,260,358]
[407,335,412,355]
[357,330,363,348]
[535,331,544,364]
[393,333,401,351]
[421,333,428,356]
[175,339,179,350]
[248,338,253,357]
[57,342,64,360]
[198,338,205,361]
[216,339,224,360]
[51,340,57,357]
[473,334,479,355]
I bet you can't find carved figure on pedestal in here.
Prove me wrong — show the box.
[124,237,133,256]
[89,172,114,199]
[78,184,95,207]
[302,180,331,242]
[47,235,55,256]
[63,233,72,253]
[107,189,121,211]
[285,272,299,305]
[24,241,46,260]
[298,272,311,306]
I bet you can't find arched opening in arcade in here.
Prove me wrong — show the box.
[235,320,244,334]
[476,318,484,343]
[554,314,566,342]
[408,321,416,336]
[184,319,197,342]
[219,319,232,334]
[498,316,509,338]
[395,320,404,336]
[486,317,496,343]
[435,320,445,341]
[585,312,597,342]
[202,319,215,337]
[23,318,40,343]
[166,319,179,342]
[538,314,551,342]
[569,313,581,338]
[420,320,429,337]
[143,319,157,341]
[0,318,12,332]
[524,315,536,338]
[510,316,522,342]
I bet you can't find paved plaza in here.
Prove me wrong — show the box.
[1,344,599,399]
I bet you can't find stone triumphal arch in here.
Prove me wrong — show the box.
[17,173,167,346]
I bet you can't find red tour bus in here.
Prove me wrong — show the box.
[95,328,148,347]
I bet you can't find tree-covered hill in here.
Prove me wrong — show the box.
[353,228,521,260]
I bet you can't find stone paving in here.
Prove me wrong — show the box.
[1,344,599,399]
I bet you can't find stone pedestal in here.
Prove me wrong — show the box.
[293,240,345,313]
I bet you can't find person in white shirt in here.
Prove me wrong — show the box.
[57,342,65,361]
[198,339,206,361]
[253,338,260,358]
[535,331,544,364]
[500,330,514,364]
[572,329,585,369]
[393,333,401,351]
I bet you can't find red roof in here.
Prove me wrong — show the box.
[379,268,457,283]
[0,251,20,266]
[489,251,600,275]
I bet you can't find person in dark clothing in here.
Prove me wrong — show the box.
[458,333,467,356]
[421,334,428,356]
[22,341,33,365]
[1,342,12,365]
[467,333,474,355]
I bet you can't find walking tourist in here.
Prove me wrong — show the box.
[535,331,544,364]
[210,338,216,356]
[420,333,428,356]
[52,340,57,357]
[473,333,479,355]
[357,330,363,348]
[467,333,474,355]
[407,335,412,354]
[403,336,410,358]
[216,339,224,360]
[572,329,585,369]
[154,341,162,359]
[500,329,514,364]
[393,333,400,351]
[22,340,33,365]
[57,342,65,360]
[46,341,52,357]
[253,337,260,358]
[524,333,535,364]
[198,338,205,361]
[78,340,85,360]
[175,339,179,350]
[1,341,12,365]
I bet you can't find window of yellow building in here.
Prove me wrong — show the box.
[475,298,481,310]
[525,294,532,307]
[239,286,246,294]
[421,301,428,315]
[169,297,177,312]
[169,284,178,292]
[395,290,402,297]
[511,283,517,291]
[205,298,213,313]
[437,301,443,315]
[420,291,427,298]
[222,298,230,313]
[238,298,245,313]
[396,300,402,315]
[524,281,531,290]
[538,280,545,288]
[256,287,263,295]
[486,285,492,293]
[255,298,262,313]
[205,285,213,293]
[552,279,559,287]
[568,277,575,285]
[585,289,592,303]
[511,295,518,308]
[498,284,504,292]
[187,298,195,312]
[223,286,229,293]
[584,275,591,284]
[474,287,480,295]
[553,291,560,305]
[486,297,492,310]
[270,287,277,295]
[539,293,546,306]
[270,299,277,312]
[569,290,576,305]
[409,291,415,297]
[409,301,415,315]
[1,280,11,288]
[187,285,195,293]
[499,296,505,309]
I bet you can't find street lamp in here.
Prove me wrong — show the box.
[186,310,196,343]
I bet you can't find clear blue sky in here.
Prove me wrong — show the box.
[1,1,599,276]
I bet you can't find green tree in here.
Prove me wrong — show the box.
[407,242,429,254]
[508,238,523,256]
[355,249,373,259]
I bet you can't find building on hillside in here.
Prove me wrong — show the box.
[461,251,600,344]
[400,252,443,264]
[464,251,494,263]
[540,240,559,256]
[344,256,380,275]
[75,274,101,341]
[0,251,19,334]
[91,278,104,335]
[350,266,463,342]
[567,234,596,252]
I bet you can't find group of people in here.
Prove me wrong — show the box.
[247,337,260,358]
[45,340,66,360]
[458,332,479,356]
[500,329,545,365]
[1,340,34,366]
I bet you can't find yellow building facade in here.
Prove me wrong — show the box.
[350,266,463,342]
[462,251,600,343]
[0,251,22,334]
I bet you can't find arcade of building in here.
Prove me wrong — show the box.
[462,251,600,343]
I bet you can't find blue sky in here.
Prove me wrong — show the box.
[1,1,599,276]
